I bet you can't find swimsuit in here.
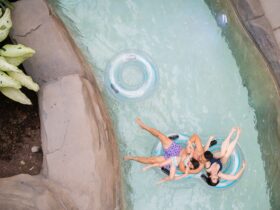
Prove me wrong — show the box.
[170,156,181,167]
[206,157,223,176]
[163,141,182,159]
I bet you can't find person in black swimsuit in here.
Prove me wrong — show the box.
[201,127,246,186]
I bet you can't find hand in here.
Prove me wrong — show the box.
[209,135,215,140]
[156,177,170,185]
[156,178,165,185]
[242,161,246,169]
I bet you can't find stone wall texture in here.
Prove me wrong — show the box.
[230,0,280,88]
[0,0,123,209]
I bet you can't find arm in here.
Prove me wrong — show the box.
[175,157,190,180]
[176,162,205,180]
[188,134,204,156]
[218,161,246,181]
[157,165,176,184]
[188,162,204,174]
[174,171,189,181]
[179,157,204,174]
[204,136,215,151]
[178,152,187,172]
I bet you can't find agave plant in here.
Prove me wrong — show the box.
[0,0,13,10]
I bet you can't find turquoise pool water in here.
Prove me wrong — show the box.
[50,0,280,209]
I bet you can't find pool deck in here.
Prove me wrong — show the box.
[231,0,280,89]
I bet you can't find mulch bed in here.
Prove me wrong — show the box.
[0,87,42,178]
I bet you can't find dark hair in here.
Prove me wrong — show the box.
[190,158,199,169]
[201,174,219,186]
[204,151,213,160]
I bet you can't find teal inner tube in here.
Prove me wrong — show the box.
[152,133,197,180]
[152,133,245,189]
[106,50,158,101]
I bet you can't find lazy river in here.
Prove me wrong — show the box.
[50,0,280,209]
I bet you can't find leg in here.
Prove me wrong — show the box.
[220,127,237,156]
[221,128,241,164]
[143,158,172,171]
[136,118,172,149]
[124,155,165,164]
[219,135,232,157]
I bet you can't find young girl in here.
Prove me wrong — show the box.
[142,142,199,184]
[202,127,246,186]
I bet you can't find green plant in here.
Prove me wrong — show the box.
[0,0,13,10]
[0,7,39,105]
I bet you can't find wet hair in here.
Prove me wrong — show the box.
[201,174,219,186]
[204,151,214,160]
[190,158,200,169]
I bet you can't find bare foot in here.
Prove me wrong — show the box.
[135,117,145,129]
[142,165,151,171]
[236,127,241,136]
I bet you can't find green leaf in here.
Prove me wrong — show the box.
[0,0,14,10]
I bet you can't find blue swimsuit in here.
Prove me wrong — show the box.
[208,157,223,172]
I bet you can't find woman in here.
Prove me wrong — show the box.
[178,134,216,174]
[201,127,246,186]
[142,143,199,184]
[125,118,200,178]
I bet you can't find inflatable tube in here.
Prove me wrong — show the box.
[152,133,244,188]
[152,133,198,179]
[106,50,158,101]
[207,138,245,189]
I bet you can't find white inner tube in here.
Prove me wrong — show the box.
[107,51,158,100]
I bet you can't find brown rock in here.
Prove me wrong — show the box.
[40,74,121,210]
[0,174,78,210]
[230,0,264,21]
[10,0,85,84]
[7,0,123,209]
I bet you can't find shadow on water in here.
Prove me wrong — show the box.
[204,0,280,208]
